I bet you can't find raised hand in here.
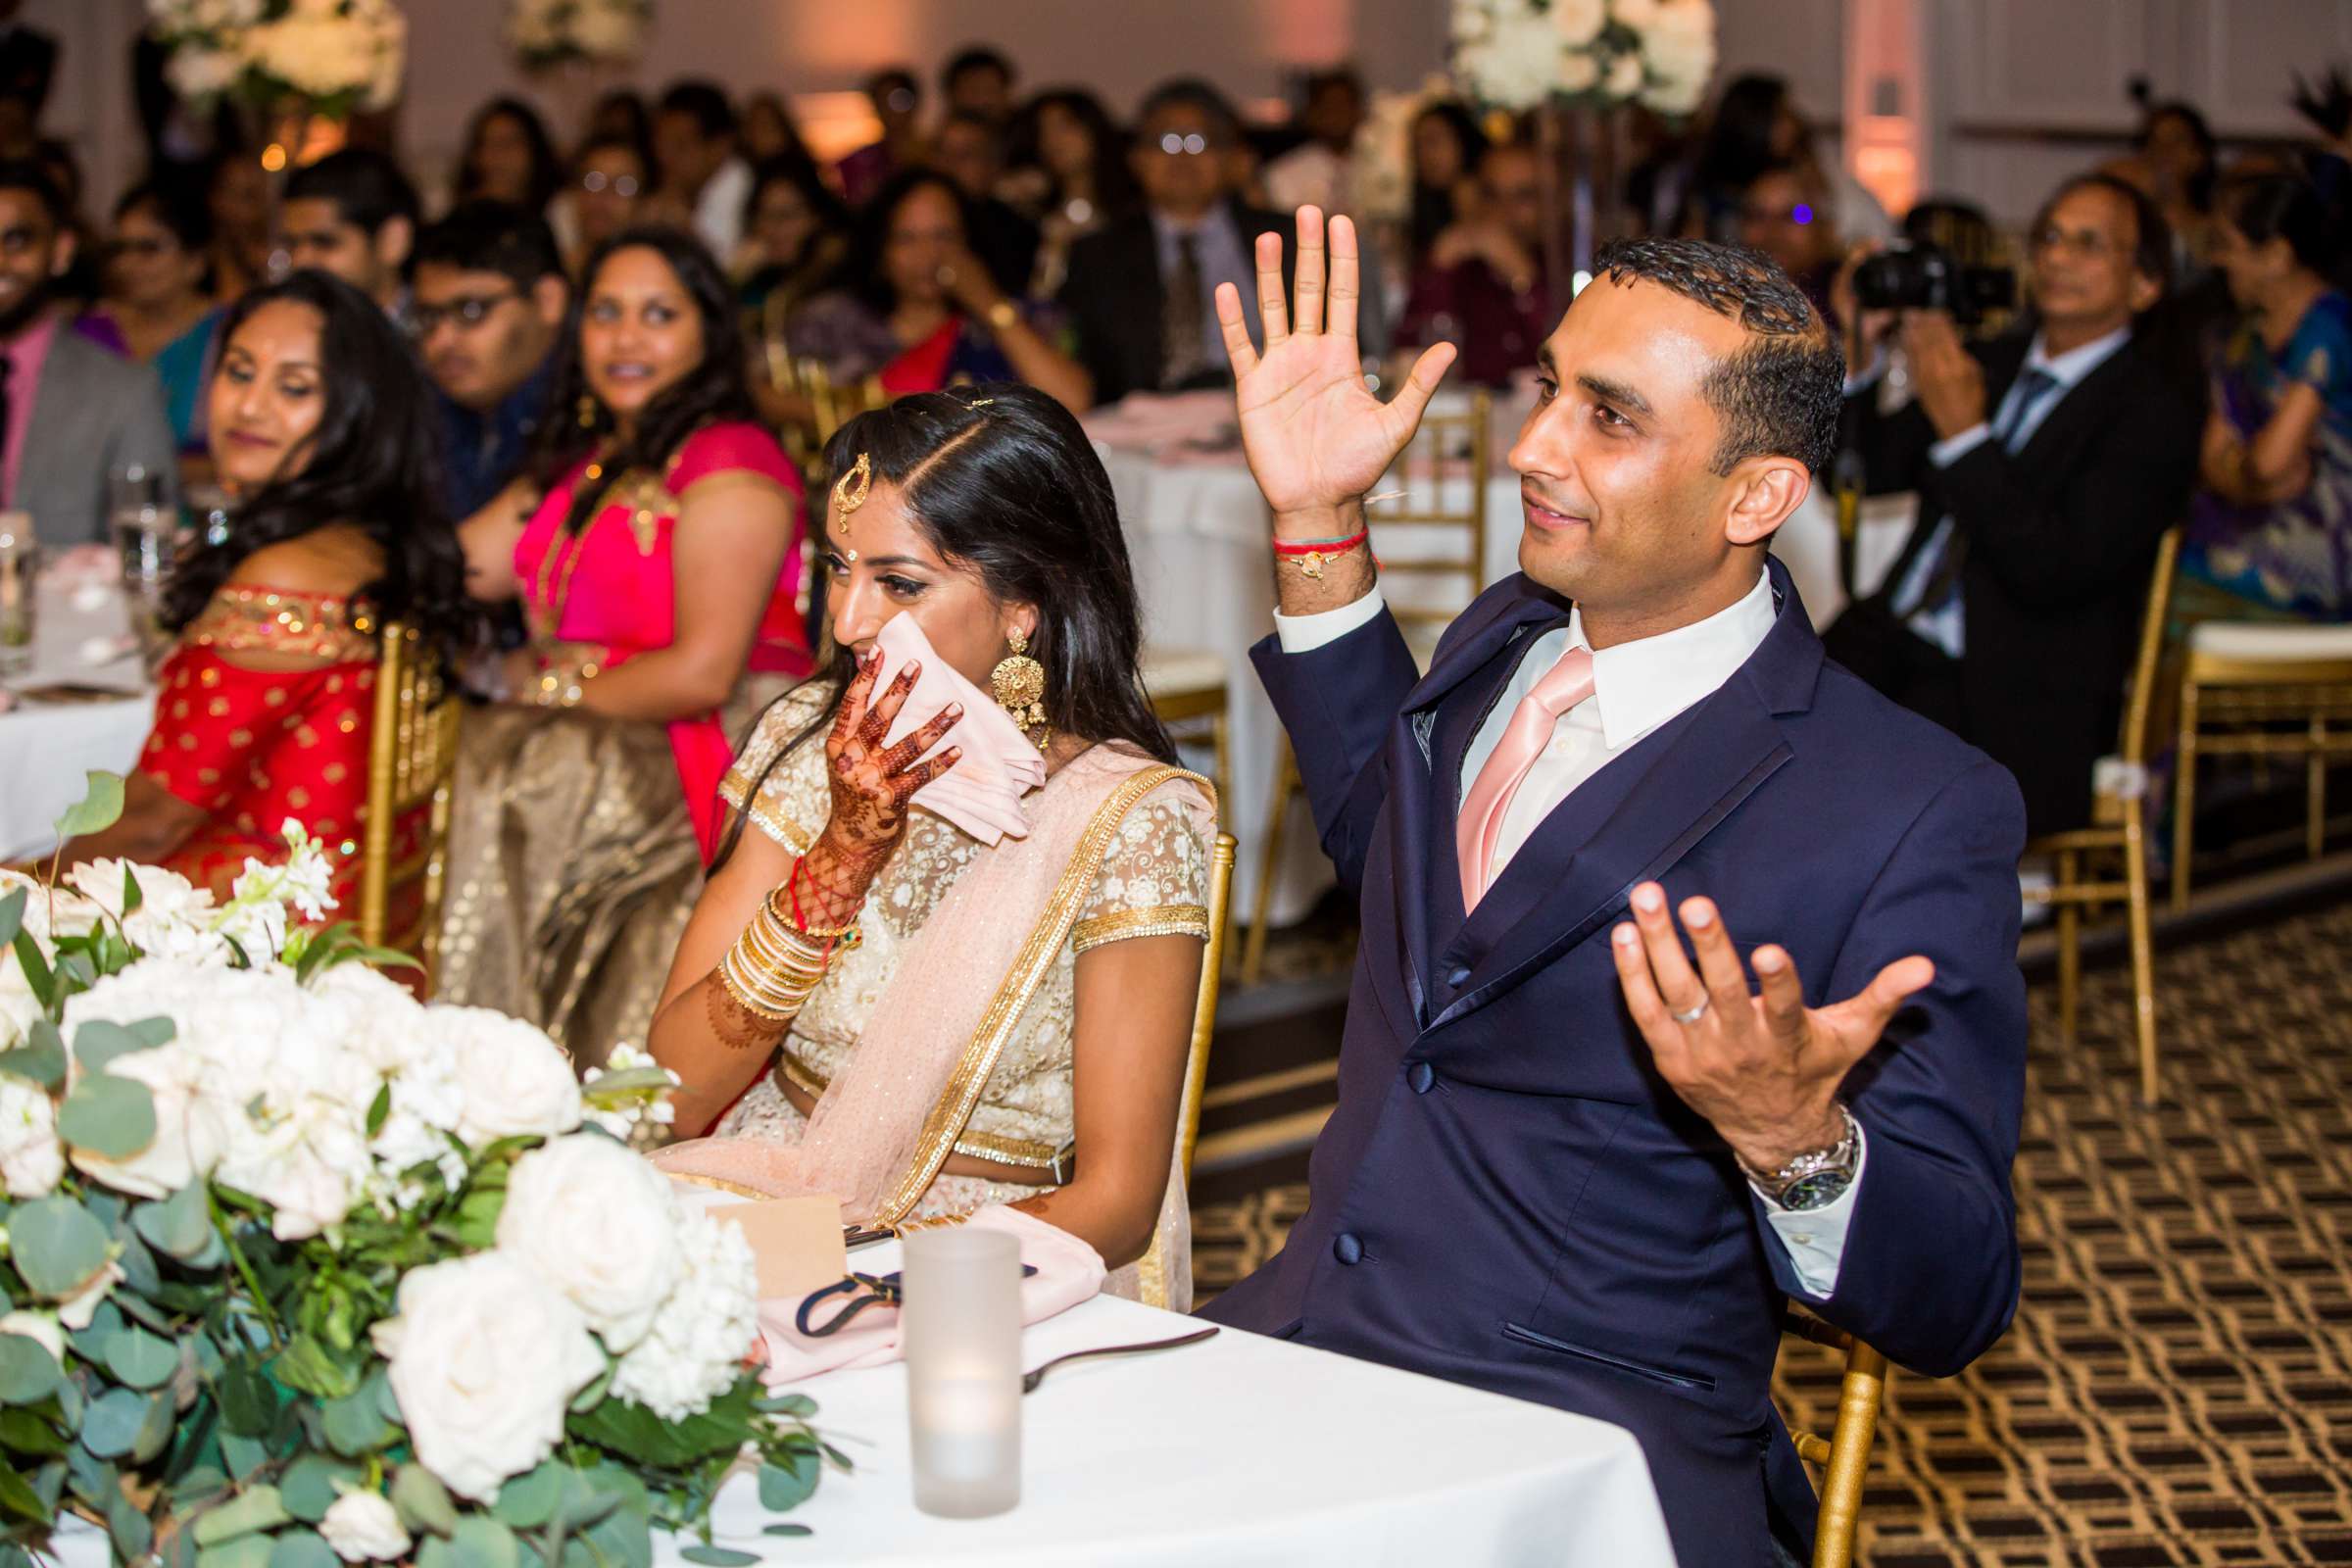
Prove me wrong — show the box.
[1609,883,1936,1176]
[1216,206,1458,531]
[820,652,964,859]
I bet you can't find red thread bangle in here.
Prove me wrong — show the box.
[786,858,809,931]
[1271,528,1368,558]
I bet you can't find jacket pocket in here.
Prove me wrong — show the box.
[1501,1321,1718,1393]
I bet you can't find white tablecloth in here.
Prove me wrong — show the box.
[1099,408,1917,927]
[0,581,153,859]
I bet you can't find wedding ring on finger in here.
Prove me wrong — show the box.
[1671,998,1710,1026]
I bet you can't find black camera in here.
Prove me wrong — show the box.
[1851,242,2017,327]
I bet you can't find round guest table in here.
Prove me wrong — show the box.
[0,577,154,859]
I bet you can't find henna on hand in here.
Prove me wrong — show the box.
[705,974,789,1052]
[800,650,966,930]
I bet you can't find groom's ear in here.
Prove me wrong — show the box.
[1722,456,1811,548]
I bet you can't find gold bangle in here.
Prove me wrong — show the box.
[767,884,861,944]
[984,298,1019,332]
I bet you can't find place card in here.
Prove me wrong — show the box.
[703,1194,849,1298]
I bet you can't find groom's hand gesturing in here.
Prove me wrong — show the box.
[1610,883,1936,1178]
[1216,205,1457,613]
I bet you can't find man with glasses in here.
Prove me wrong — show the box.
[1399,141,1555,388]
[1058,78,1295,406]
[410,202,566,520]
[1825,172,2203,835]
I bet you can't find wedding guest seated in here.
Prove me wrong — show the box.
[838,68,925,208]
[1004,87,1135,298]
[46,270,470,907]
[204,149,272,307]
[932,109,1041,298]
[789,170,1092,414]
[1398,141,1553,388]
[1826,172,2201,835]
[0,160,176,541]
[650,384,1214,1298]
[1405,100,1488,272]
[281,149,419,323]
[737,156,847,324]
[452,96,564,220]
[1737,158,1839,320]
[1058,78,1294,404]
[92,179,221,452]
[412,201,567,520]
[2183,172,2352,619]
[941,43,1017,128]
[1264,68,1366,218]
[556,131,653,275]
[654,79,753,267]
[439,227,814,1070]
[739,91,811,169]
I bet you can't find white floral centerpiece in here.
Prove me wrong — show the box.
[1451,0,1717,116]
[0,776,836,1568]
[1348,74,1455,227]
[503,0,652,73]
[145,0,406,120]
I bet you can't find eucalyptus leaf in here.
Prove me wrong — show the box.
[416,1536,456,1568]
[267,1531,338,1568]
[0,1335,61,1405]
[366,1084,390,1139]
[64,1298,122,1362]
[756,1453,816,1514]
[28,1458,63,1514]
[9,1196,111,1300]
[8,933,51,1011]
[73,1019,162,1075]
[120,863,142,917]
[277,1456,360,1524]
[0,1462,48,1525]
[0,1407,67,1455]
[218,1363,276,1438]
[580,1506,654,1568]
[78,1387,148,1459]
[192,1485,290,1545]
[759,1526,811,1539]
[131,1386,176,1464]
[219,1431,273,1483]
[102,1325,177,1391]
[0,1037,64,1091]
[132,1182,215,1261]
[106,1483,153,1561]
[53,772,126,842]
[58,1072,158,1159]
[751,1394,815,1419]
[195,1535,276,1568]
[270,1336,360,1402]
[452,1515,519,1568]
[113,1225,164,1297]
[0,886,23,951]
[677,1549,760,1567]
[318,1378,396,1455]
[579,1067,672,1096]
[487,1463,559,1530]
[391,1463,459,1539]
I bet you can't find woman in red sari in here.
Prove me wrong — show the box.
[440,226,813,1069]
[49,271,472,913]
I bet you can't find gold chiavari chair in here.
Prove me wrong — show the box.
[359,621,461,991]
[1241,390,1493,986]
[1137,831,1237,1311]
[1783,1313,1891,1568]
[1143,648,1236,968]
[796,357,889,449]
[2023,527,2178,1104]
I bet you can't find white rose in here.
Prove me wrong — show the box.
[1609,0,1662,24]
[610,1207,759,1420]
[432,1006,581,1147]
[320,1490,411,1563]
[1558,49,1601,93]
[1604,48,1646,98]
[1550,0,1607,46]
[0,1077,64,1198]
[0,1310,64,1366]
[377,1252,606,1501]
[568,2,641,59]
[165,44,244,99]
[496,1134,681,1352]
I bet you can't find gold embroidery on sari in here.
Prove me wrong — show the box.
[187,586,376,662]
[1070,903,1209,955]
[872,764,1210,1228]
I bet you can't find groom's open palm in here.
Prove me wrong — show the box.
[1215,207,1459,520]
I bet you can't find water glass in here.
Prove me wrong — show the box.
[0,513,36,677]
[902,1226,1022,1518]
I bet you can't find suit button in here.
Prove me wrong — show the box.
[1406,1061,1435,1095]
[1333,1233,1363,1265]
[1446,966,1472,987]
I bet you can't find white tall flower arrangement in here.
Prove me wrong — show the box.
[503,0,652,73]
[146,0,406,118]
[1451,0,1717,116]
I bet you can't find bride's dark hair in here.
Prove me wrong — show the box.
[711,382,1175,871]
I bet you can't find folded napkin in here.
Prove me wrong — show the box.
[755,1206,1106,1384]
[870,613,1046,845]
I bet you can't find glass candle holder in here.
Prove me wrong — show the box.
[0,512,36,677]
[902,1225,1021,1518]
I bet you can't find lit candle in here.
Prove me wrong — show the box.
[902,1227,1022,1518]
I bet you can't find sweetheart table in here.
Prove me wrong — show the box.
[48,1241,1678,1567]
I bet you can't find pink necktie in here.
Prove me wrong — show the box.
[1456,646,1596,908]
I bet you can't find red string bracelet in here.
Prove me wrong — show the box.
[1270,527,1370,580]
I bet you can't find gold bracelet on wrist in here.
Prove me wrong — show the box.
[529,647,606,710]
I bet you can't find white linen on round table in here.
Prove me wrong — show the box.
[0,580,153,859]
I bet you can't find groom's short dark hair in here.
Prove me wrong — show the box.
[1592,236,1845,477]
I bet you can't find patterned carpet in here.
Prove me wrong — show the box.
[1193,896,2352,1564]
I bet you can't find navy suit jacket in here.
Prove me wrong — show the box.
[1199,559,2028,1566]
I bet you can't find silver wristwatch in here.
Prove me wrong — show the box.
[1739,1104,1861,1212]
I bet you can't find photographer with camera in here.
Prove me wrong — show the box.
[1825,172,2203,836]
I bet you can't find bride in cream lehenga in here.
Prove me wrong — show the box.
[648,384,1216,1307]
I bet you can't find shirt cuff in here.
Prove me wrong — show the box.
[1841,353,1886,398]
[1273,588,1389,654]
[1928,423,1993,468]
[1759,1124,1867,1299]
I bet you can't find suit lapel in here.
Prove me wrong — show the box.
[1424,564,1824,1035]
[2006,338,2133,474]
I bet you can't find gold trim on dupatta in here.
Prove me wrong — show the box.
[870,763,1210,1228]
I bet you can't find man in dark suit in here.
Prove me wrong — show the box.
[1058,79,1295,405]
[1195,210,2028,1568]
[1825,172,2202,835]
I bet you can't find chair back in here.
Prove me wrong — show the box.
[797,357,888,448]
[1136,831,1236,1310]
[1783,1314,1891,1568]
[359,621,461,989]
[1368,388,1493,651]
[2118,526,2182,766]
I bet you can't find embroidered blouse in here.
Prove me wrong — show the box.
[716,684,1211,1173]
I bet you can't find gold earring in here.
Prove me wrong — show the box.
[990,626,1048,750]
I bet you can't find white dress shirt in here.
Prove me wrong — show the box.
[1274,571,1864,1296]
[693,157,756,269]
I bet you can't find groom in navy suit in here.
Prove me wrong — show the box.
[1196,212,2028,1567]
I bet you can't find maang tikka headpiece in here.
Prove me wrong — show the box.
[832,452,872,561]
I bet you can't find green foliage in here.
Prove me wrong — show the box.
[277,1455,362,1524]
[52,772,124,842]
[57,1071,157,1159]
[7,1198,111,1301]
[394,1463,460,1539]
[73,1018,169,1074]
[0,888,22,952]
[0,1021,65,1091]
[677,1549,760,1567]
[0,1342,60,1407]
